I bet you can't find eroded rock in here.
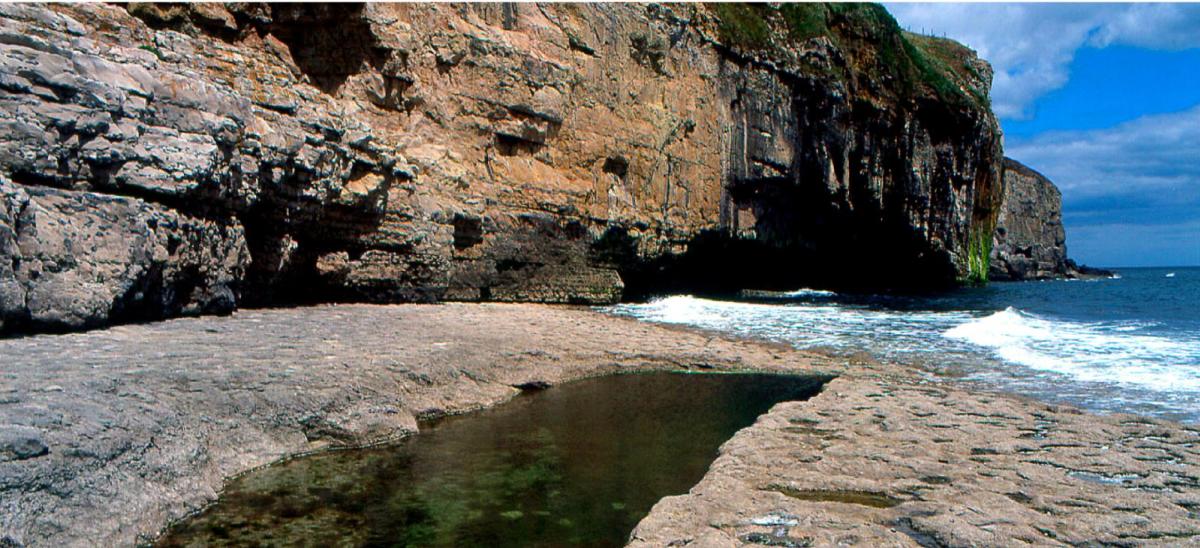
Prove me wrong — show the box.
[0,176,247,332]
[0,425,47,461]
[990,158,1071,281]
[0,3,1004,334]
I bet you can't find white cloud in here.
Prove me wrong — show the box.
[1006,105,1200,204]
[1089,4,1200,50]
[886,3,1200,119]
[1005,106,1200,266]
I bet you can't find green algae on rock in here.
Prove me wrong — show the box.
[157,372,829,547]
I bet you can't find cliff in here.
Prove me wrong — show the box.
[989,158,1069,280]
[0,3,1003,335]
[989,157,1108,281]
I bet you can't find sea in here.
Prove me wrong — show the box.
[607,267,1200,423]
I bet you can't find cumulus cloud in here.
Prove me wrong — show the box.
[1089,4,1200,50]
[1006,106,1200,266]
[1006,105,1200,206]
[886,3,1200,118]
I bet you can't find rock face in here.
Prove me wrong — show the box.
[988,157,1110,281]
[0,3,1003,334]
[989,158,1070,280]
[0,176,247,333]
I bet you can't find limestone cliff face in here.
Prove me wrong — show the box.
[0,3,1003,334]
[989,158,1070,281]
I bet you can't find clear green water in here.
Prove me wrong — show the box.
[158,371,829,547]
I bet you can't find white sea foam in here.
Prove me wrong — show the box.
[610,295,1200,404]
[610,295,972,357]
[781,288,837,298]
[944,307,1200,393]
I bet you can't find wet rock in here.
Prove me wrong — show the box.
[0,302,828,546]
[630,374,1200,547]
[2,303,1197,546]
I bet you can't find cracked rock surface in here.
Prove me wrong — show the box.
[0,303,827,546]
[1,303,1198,546]
[631,373,1200,546]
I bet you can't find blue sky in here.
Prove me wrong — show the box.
[887,3,1200,267]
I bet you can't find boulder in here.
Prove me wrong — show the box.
[0,176,248,332]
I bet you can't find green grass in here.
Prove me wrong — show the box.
[778,3,829,42]
[138,44,164,60]
[712,3,774,50]
[707,3,986,109]
[904,33,990,108]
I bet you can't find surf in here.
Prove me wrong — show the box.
[944,307,1200,393]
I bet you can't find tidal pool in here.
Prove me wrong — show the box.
[159,371,829,547]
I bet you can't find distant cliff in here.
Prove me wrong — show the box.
[989,158,1069,280]
[0,3,1003,334]
[989,158,1109,281]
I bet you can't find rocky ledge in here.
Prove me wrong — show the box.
[633,375,1200,546]
[1,304,1196,546]
[1,3,1005,335]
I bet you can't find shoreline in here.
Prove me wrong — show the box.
[1,303,1197,546]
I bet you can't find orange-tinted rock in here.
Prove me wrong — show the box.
[0,3,1004,333]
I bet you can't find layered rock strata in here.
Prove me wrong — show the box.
[0,176,246,332]
[988,157,1113,281]
[0,3,1003,334]
[989,158,1071,280]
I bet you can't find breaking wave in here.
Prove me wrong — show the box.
[944,307,1200,392]
[606,271,1200,421]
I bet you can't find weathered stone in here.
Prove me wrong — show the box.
[990,158,1071,281]
[0,425,47,462]
[989,158,1111,281]
[630,371,1200,547]
[0,304,1196,546]
[0,176,248,333]
[0,3,1005,334]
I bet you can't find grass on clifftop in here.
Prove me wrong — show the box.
[709,3,988,109]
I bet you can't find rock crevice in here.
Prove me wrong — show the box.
[0,3,1008,334]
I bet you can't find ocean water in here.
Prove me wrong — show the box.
[608,267,1200,423]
